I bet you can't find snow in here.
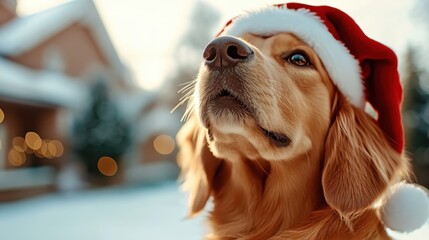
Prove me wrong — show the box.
[0,166,55,190]
[0,0,83,56]
[0,180,428,240]
[387,226,429,240]
[0,181,206,240]
[0,0,129,85]
[0,58,86,108]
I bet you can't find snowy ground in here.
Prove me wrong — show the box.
[0,181,427,240]
[0,181,206,240]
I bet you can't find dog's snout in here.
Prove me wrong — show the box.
[203,36,254,69]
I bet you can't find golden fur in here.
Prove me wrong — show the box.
[177,33,410,240]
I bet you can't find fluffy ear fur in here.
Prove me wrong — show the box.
[177,115,223,216]
[322,94,409,221]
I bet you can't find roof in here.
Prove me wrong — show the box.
[0,57,86,108]
[0,0,128,82]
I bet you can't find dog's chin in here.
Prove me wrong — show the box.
[204,96,253,127]
[201,96,292,149]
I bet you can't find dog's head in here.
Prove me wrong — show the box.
[177,4,409,221]
[196,33,334,162]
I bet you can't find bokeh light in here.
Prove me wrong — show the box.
[25,132,42,150]
[12,137,27,152]
[51,140,64,157]
[0,108,4,123]
[8,148,26,167]
[24,147,34,154]
[153,135,175,155]
[38,141,50,158]
[13,133,64,159]
[97,156,118,177]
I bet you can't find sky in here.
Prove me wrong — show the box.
[17,0,421,90]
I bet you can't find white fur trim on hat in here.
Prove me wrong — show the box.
[382,182,429,233]
[221,7,364,108]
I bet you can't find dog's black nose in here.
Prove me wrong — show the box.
[203,36,253,69]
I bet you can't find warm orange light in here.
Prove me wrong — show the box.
[39,141,53,159]
[12,137,27,152]
[8,149,26,167]
[0,108,4,123]
[97,156,118,177]
[51,140,64,157]
[24,147,34,154]
[25,132,42,150]
[153,135,175,155]
[34,151,44,158]
[47,140,56,157]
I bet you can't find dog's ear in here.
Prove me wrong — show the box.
[177,115,224,217]
[322,94,409,221]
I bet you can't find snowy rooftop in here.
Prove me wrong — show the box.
[0,1,82,55]
[0,58,86,108]
[0,0,127,79]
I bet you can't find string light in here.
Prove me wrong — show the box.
[11,133,65,160]
[12,137,27,152]
[8,148,26,167]
[25,132,42,150]
[153,135,175,155]
[0,108,4,124]
[97,156,118,177]
[51,140,64,157]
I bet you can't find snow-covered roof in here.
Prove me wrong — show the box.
[0,0,127,81]
[0,58,86,108]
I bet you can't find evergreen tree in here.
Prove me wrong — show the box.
[402,46,429,187]
[73,80,131,177]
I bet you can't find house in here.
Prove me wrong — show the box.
[0,0,135,200]
[0,0,184,200]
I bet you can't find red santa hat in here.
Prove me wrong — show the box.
[217,3,404,153]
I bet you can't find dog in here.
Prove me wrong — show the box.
[176,4,410,240]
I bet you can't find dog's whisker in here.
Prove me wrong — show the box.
[181,102,195,122]
[178,80,197,93]
[178,79,197,87]
[179,92,193,102]
[182,107,194,122]
[173,80,196,114]
[179,83,196,94]
[172,93,194,114]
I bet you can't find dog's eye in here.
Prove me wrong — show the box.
[285,52,310,67]
[261,128,291,148]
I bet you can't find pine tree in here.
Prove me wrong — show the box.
[73,80,131,177]
[402,46,429,187]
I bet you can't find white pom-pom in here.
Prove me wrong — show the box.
[381,182,429,233]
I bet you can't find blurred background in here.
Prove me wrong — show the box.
[0,0,427,239]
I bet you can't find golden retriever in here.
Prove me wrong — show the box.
[176,32,410,239]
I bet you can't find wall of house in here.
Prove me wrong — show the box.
[0,100,65,170]
[9,23,110,80]
[0,4,16,26]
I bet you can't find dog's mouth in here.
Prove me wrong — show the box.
[213,89,251,109]
[207,89,291,148]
